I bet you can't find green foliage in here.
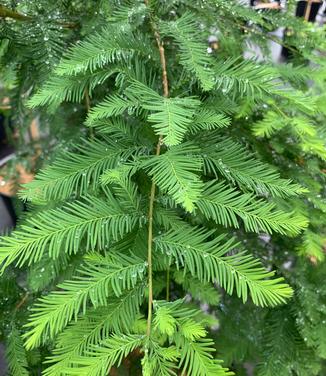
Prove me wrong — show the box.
[24,253,147,349]
[20,137,145,201]
[0,0,325,375]
[0,193,143,270]
[55,26,151,76]
[6,327,29,376]
[155,226,293,306]
[66,334,144,375]
[197,181,307,235]
[143,142,204,212]
[202,136,306,198]
[160,13,215,91]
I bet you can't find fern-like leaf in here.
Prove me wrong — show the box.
[6,327,29,376]
[20,137,145,201]
[143,143,203,212]
[202,136,306,197]
[55,26,152,76]
[197,181,307,235]
[155,226,293,306]
[24,253,147,349]
[160,13,215,91]
[43,285,144,376]
[64,334,144,376]
[179,338,233,376]
[0,194,142,270]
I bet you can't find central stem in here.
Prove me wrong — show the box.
[146,10,169,338]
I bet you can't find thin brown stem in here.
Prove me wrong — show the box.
[15,292,29,311]
[0,5,78,28]
[145,0,169,338]
[84,88,91,112]
[0,5,32,21]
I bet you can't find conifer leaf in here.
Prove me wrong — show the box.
[154,306,177,336]
[142,340,179,376]
[0,0,321,373]
[87,80,201,145]
[28,69,117,108]
[24,254,147,349]
[252,111,288,137]
[213,58,275,99]
[146,96,200,146]
[188,108,231,133]
[101,165,142,211]
[86,94,140,124]
[174,271,220,305]
[143,143,204,212]
[20,137,145,201]
[197,181,308,235]
[0,194,142,271]
[65,334,144,376]
[43,285,144,376]
[160,13,215,90]
[110,0,148,24]
[202,136,306,197]
[6,327,29,376]
[179,338,233,376]
[126,80,201,145]
[297,230,325,262]
[55,26,151,76]
[180,319,207,341]
[155,226,293,306]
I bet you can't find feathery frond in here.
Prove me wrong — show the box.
[202,137,306,197]
[197,181,307,235]
[160,13,215,91]
[24,253,147,349]
[87,80,201,146]
[55,26,152,76]
[0,194,142,270]
[6,327,29,376]
[143,143,204,212]
[179,338,233,376]
[64,334,144,376]
[28,69,118,108]
[43,285,144,376]
[155,226,293,306]
[20,137,145,201]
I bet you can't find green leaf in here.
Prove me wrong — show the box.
[160,13,215,91]
[154,306,177,336]
[197,181,308,235]
[142,340,179,376]
[86,94,140,124]
[0,194,142,271]
[6,327,29,376]
[155,226,293,306]
[43,285,144,376]
[87,80,200,146]
[55,26,151,75]
[188,108,231,133]
[28,69,117,108]
[297,230,326,262]
[179,338,233,376]
[20,137,145,201]
[65,334,144,376]
[143,143,204,212]
[202,136,306,197]
[24,253,147,349]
